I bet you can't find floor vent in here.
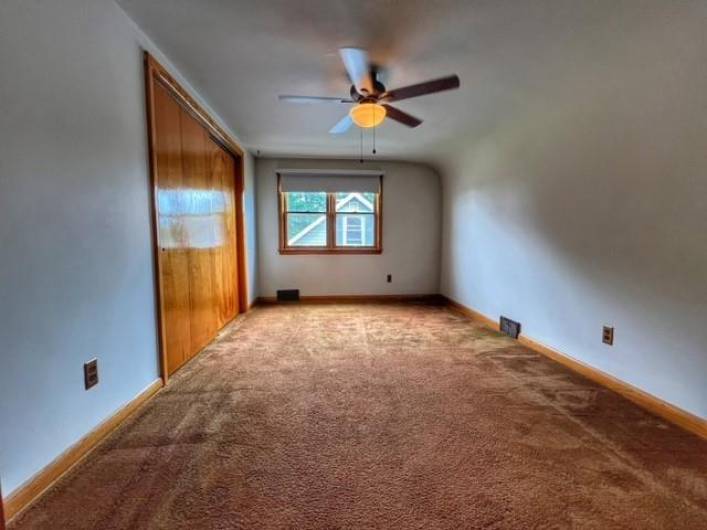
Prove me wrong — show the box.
[500,316,521,339]
[277,289,300,302]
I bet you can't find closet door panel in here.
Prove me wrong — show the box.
[221,149,239,322]
[153,82,192,374]
[180,110,219,356]
[207,139,227,327]
[207,139,238,325]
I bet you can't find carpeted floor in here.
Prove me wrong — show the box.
[11,303,707,529]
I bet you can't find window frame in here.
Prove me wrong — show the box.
[277,173,383,255]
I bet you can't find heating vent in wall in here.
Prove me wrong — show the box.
[500,316,521,339]
[277,289,300,302]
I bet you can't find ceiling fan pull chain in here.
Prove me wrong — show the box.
[359,126,364,163]
[372,104,376,155]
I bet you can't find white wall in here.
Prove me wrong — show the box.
[438,6,707,418]
[256,158,441,297]
[0,0,257,496]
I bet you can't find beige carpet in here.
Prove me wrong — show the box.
[11,303,707,529]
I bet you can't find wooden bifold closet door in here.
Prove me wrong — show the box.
[152,81,239,375]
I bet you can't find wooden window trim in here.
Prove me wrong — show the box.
[277,173,383,255]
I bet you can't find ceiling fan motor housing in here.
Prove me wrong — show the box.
[350,78,386,101]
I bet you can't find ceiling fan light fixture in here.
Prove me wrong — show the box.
[349,102,386,128]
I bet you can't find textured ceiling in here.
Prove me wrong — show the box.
[117,0,676,162]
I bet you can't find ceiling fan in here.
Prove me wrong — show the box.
[278,48,460,134]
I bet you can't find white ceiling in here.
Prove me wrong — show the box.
[117,0,675,163]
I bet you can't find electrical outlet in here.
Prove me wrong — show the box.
[386,274,392,283]
[84,359,99,390]
[602,326,614,346]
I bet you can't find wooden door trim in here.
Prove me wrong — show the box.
[144,52,248,384]
[145,53,243,158]
[1,482,5,530]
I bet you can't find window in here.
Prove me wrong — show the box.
[283,192,328,247]
[336,192,376,247]
[278,174,382,254]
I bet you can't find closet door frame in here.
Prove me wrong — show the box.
[144,52,248,384]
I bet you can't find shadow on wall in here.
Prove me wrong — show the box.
[439,8,707,417]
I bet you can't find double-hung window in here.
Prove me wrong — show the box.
[278,170,382,254]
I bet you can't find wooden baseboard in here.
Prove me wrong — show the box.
[4,379,163,522]
[0,484,4,530]
[445,297,500,330]
[256,294,444,305]
[443,296,707,440]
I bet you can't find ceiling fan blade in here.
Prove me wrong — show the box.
[382,75,460,102]
[339,47,373,95]
[382,105,422,128]
[279,95,353,104]
[329,114,353,134]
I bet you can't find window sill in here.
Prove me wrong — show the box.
[279,248,382,255]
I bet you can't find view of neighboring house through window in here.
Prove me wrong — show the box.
[335,192,376,247]
[279,176,381,253]
[284,192,327,247]
[343,216,363,245]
